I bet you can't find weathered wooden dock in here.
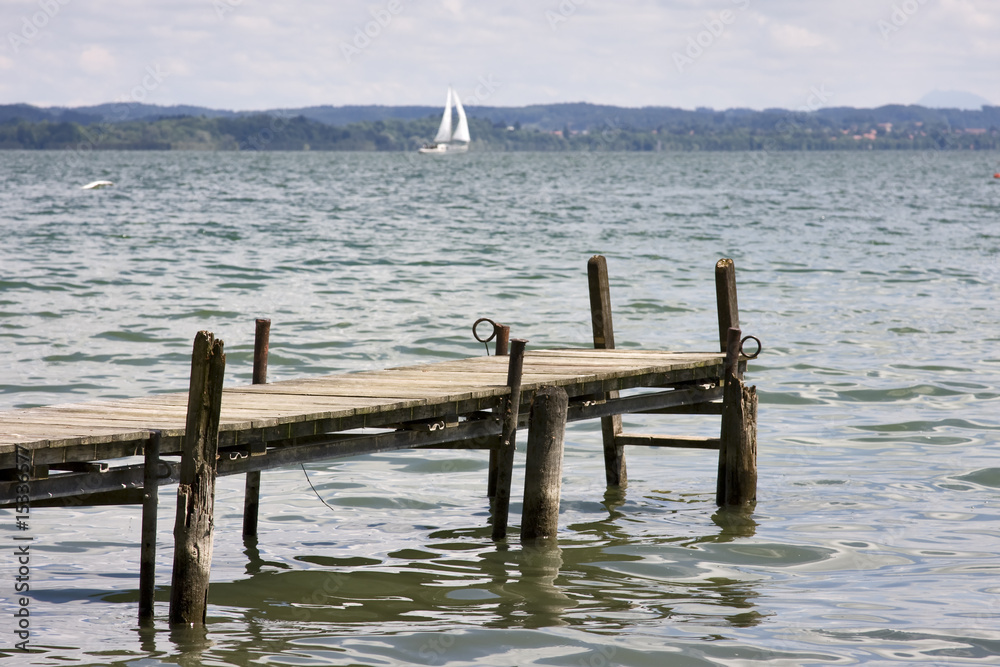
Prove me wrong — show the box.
[0,256,758,627]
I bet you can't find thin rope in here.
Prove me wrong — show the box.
[300,463,338,513]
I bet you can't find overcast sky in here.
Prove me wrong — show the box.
[1,0,996,111]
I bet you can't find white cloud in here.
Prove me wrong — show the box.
[940,0,997,30]
[768,23,827,50]
[78,45,116,75]
[0,0,996,110]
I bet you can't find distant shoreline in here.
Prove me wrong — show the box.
[2,114,998,152]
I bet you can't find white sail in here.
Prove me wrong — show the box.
[451,89,470,144]
[418,86,472,153]
[433,87,453,144]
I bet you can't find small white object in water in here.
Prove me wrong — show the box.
[81,180,114,190]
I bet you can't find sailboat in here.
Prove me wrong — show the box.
[419,86,470,154]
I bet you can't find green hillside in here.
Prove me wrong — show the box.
[1,110,997,151]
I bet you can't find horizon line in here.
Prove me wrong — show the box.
[4,100,997,114]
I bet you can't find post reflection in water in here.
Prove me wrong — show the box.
[139,491,770,664]
[710,505,759,542]
[167,625,212,666]
[242,535,289,576]
[483,543,576,629]
[148,484,767,662]
[708,506,764,628]
[137,621,157,655]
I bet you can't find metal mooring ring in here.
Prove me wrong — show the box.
[740,335,762,359]
[473,317,499,344]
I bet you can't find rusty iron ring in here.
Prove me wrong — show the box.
[740,335,762,359]
[473,317,500,344]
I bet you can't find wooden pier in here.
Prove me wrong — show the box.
[0,256,758,626]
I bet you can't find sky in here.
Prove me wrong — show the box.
[1,0,997,112]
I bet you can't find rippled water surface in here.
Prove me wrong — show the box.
[1,150,999,665]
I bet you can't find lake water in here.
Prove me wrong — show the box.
[1,149,999,665]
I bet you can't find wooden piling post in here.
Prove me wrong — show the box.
[724,380,758,506]
[138,430,161,625]
[487,324,512,497]
[252,319,269,384]
[521,386,568,542]
[587,255,626,486]
[491,338,526,541]
[717,327,741,504]
[487,452,499,499]
[243,318,269,538]
[169,331,226,626]
[495,324,510,357]
[715,259,740,353]
[717,327,757,506]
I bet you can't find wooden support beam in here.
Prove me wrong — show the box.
[587,255,626,486]
[138,430,160,625]
[3,419,503,505]
[566,386,723,422]
[640,402,724,415]
[169,331,226,627]
[243,318,270,539]
[521,386,568,542]
[616,434,721,450]
[50,462,109,473]
[491,338,526,541]
[219,419,501,474]
[715,259,740,353]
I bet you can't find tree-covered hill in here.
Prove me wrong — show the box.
[1,108,998,151]
[4,101,999,133]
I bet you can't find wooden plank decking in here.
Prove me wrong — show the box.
[0,349,725,453]
[0,348,727,503]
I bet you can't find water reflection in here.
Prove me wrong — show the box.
[167,624,212,666]
[709,506,759,542]
[559,486,633,544]
[243,535,290,576]
[704,507,764,627]
[482,543,576,629]
[137,622,157,654]
[202,494,768,635]
[602,485,629,522]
